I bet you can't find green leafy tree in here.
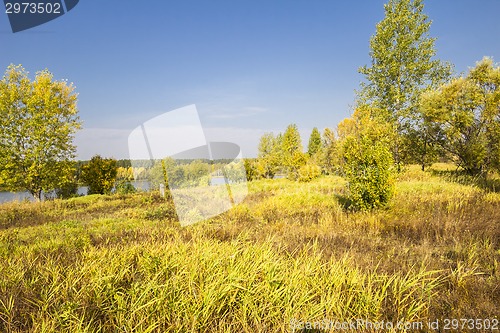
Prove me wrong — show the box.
[55,172,79,199]
[148,157,196,189]
[342,108,395,210]
[183,160,211,186]
[281,124,306,179]
[224,160,247,183]
[421,57,500,177]
[243,158,258,181]
[358,0,451,169]
[256,132,281,178]
[80,155,118,195]
[0,64,81,201]
[307,127,322,157]
[321,128,340,174]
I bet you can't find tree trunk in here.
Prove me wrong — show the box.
[31,190,42,202]
[421,138,427,171]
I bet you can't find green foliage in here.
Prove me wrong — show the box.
[298,163,321,182]
[148,158,174,190]
[148,158,214,189]
[421,57,500,176]
[358,0,452,167]
[344,137,395,210]
[0,64,81,201]
[399,126,442,171]
[80,155,118,195]
[223,160,247,183]
[116,159,132,168]
[342,110,395,210]
[54,175,79,199]
[256,133,282,179]
[282,124,307,179]
[320,127,340,174]
[116,166,135,181]
[307,127,322,157]
[115,180,137,195]
[243,159,258,181]
[180,160,211,186]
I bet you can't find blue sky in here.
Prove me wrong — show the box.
[1,0,500,159]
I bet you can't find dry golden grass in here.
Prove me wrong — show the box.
[0,165,499,332]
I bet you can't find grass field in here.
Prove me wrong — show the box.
[0,164,499,332]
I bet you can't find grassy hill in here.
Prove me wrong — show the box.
[0,164,499,332]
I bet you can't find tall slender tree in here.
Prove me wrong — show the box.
[358,0,452,169]
[282,124,306,179]
[256,133,281,178]
[321,128,339,174]
[307,127,322,157]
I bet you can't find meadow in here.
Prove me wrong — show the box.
[0,164,499,332]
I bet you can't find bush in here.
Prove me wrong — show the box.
[343,135,395,210]
[55,179,79,199]
[255,158,275,179]
[340,107,396,211]
[298,164,321,182]
[115,180,137,195]
[79,155,118,195]
[243,159,258,181]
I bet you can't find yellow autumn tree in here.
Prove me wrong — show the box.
[0,65,81,201]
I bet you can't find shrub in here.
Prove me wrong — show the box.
[55,179,79,199]
[340,107,395,210]
[79,155,118,195]
[255,159,275,179]
[298,164,321,182]
[115,180,137,195]
[343,135,395,210]
[243,159,258,181]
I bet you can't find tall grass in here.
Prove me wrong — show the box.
[0,237,441,332]
[0,164,499,332]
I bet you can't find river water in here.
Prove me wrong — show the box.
[0,178,230,204]
[0,187,89,204]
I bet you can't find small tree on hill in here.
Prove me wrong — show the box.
[80,155,118,195]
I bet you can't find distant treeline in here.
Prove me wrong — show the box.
[76,159,236,169]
